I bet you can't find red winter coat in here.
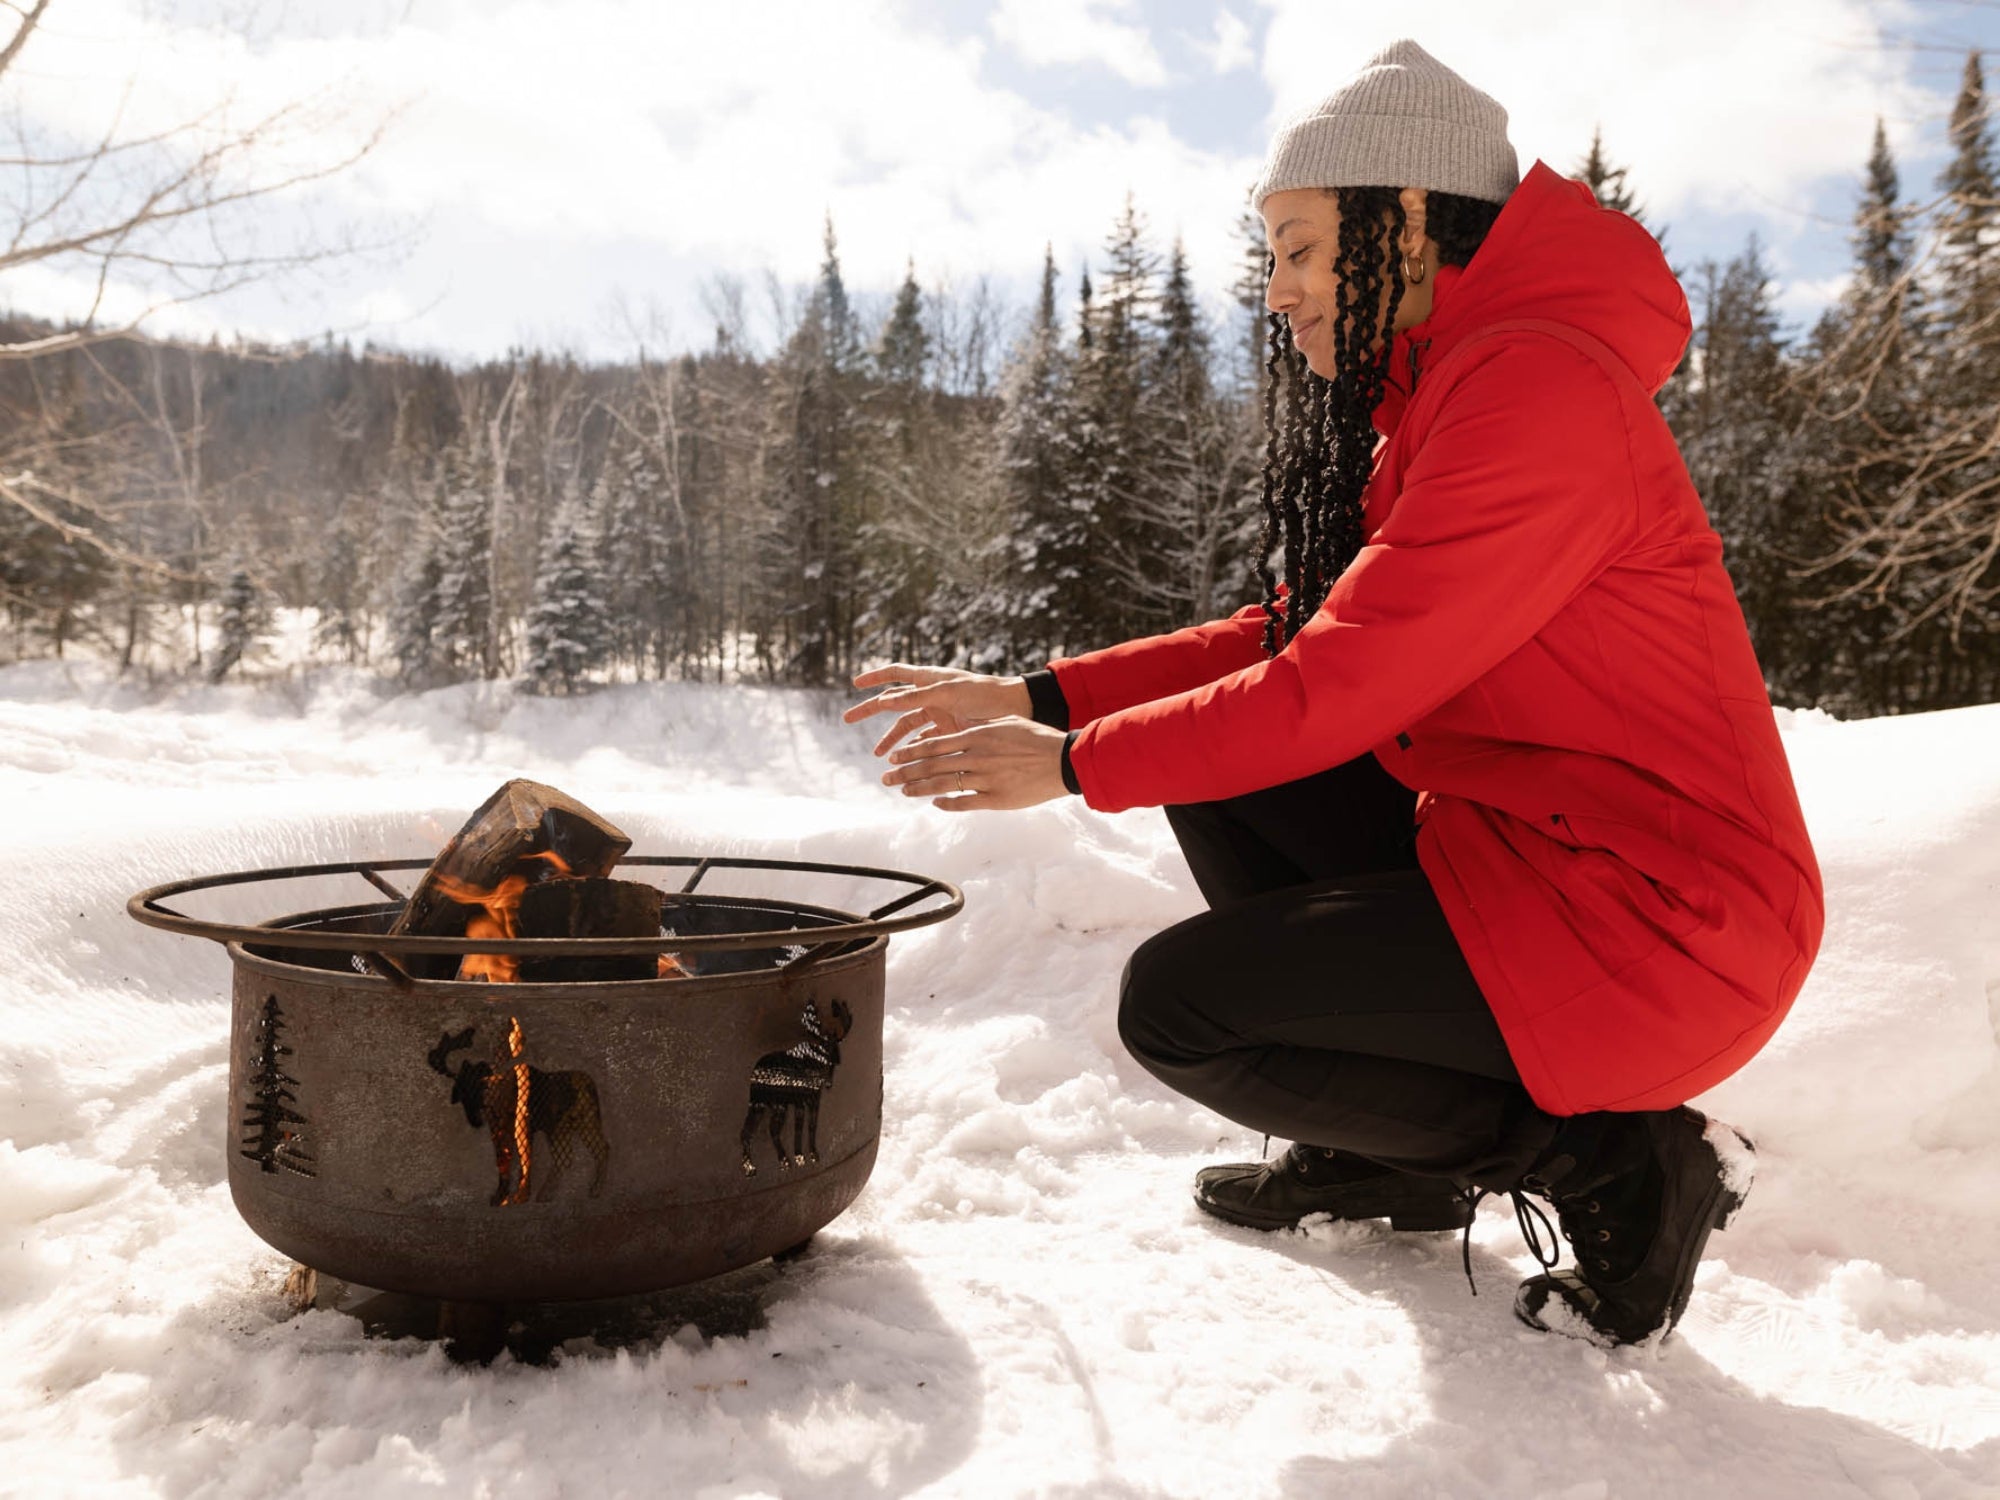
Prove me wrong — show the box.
[1053,159,1823,1117]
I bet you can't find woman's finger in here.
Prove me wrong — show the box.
[851,663,951,691]
[882,750,977,787]
[842,685,921,724]
[870,707,931,757]
[887,727,972,765]
[895,769,976,800]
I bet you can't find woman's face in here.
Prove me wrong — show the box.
[1261,186,1433,380]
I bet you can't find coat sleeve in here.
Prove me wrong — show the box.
[1069,337,1642,812]
[1046,600,1278,728]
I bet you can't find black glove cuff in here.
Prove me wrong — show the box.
[1060,730,1082,796]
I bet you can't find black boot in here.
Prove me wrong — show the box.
[1510,1106,1754,1347]
[1194,1144,1474,1232]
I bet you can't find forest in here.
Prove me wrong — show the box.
[3,52,1997,718]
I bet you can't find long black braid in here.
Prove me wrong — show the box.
[1255,187,1505,653]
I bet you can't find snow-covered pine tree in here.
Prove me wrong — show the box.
[431,444,493,682]
[524,494,612,694]
[1127,237,1259,629]
[1072,195,1167,644]
[1794,118,1931,713]
[208,567,267,683]
[854,258,945,663]
[1895,50,2000,699]
[1936,50,2000,296]
[1668,236,1818,700]
[387,527,444,690]
[991,246,1086,663]
[311,514,369,665]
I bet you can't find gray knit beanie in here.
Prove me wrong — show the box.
[1251,39,1519,210]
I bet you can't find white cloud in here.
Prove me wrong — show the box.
[990,0,1169,88]
[1196,10,1255,76]
[4,0,1937,360]
[1254,0,1940,224]
[0,0,1252,358]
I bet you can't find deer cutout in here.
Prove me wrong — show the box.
[740,999,854,1177]
[426,1026,611,1206]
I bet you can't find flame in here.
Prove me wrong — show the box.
[434,848,573,983]
[657,952,686,978]
[506,1015,531,1205]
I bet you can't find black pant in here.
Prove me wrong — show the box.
[1117,753,1561,1188]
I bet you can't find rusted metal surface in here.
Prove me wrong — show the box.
[222,894,892,1302]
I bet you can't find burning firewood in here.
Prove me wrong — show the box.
[390,779,641,980]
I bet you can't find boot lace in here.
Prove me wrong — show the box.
[1457,1178,1603,1296]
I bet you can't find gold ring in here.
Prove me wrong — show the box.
[956,771,965,792]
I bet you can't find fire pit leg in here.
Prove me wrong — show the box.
[772,1235,815,1264]
[436,1300,511,1364]
[282,1263,319,1315]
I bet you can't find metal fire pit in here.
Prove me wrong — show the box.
[127,856,962,1304]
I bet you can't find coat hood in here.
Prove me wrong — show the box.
[1374,159,1692,437]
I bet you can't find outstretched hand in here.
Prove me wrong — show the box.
[843,663,1033,756]
[845,664,1070,810]
[878,717,1072,811]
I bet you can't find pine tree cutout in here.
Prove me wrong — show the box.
[240,995,316,1178]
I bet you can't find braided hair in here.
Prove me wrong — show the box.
[1255,186,1504,653]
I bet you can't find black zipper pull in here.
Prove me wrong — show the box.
[1409,337,1431,388]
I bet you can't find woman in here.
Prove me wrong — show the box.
[844,39,1823,1348]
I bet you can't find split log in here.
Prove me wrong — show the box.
[517,877,663,983]
[389,779,632,978]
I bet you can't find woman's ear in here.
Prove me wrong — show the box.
[1398,185,1430,262]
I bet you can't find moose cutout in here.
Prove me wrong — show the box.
[427,1025,611,1206]
[740,998,853,1176]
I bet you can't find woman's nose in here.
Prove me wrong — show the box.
[1265,266,1293,315]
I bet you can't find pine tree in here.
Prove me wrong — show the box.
[1668,236,1818,699]
[388,532,444,689]
[1072,195,1167,643]
[208,568,267,683]
[1899,50,2000,695]
[993,245,1087,660]
[1857,117,1915,291]
[1572,124,1677,272]
[312,516,368,664]
[1937,50,1999,290]
[817,210,860,375]
[1574,125,1649,226]
[1793,118,1930,713]
[431,446,493,680]
[524,496,612,693]
[755,215,864,682]
[1231,206,1273,396]
[1128,237,1256,628]
[240,995,315,1178]
[876,258,930,387]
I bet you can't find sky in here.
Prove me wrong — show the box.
[2,0,1997,365]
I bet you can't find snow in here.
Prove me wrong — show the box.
[2,661,1998,1498]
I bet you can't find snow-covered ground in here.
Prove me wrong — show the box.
[2,660,1997,1499]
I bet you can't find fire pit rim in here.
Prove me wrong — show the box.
[127,854,964,959]
[229,896,891,994]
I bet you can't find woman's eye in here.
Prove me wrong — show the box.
[1287,247,1310,265]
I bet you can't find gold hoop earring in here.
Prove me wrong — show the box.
[1403,253,1427,286]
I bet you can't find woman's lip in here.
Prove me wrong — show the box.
[1291,318,1319,344]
